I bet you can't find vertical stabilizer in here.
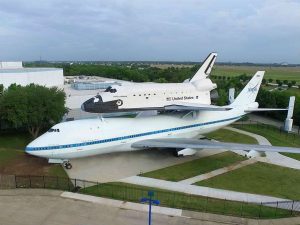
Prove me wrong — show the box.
[190,52,217,82]
[231,71,264,106]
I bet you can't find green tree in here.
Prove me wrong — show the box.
[154,77,168,83]
[216,89,227,106]
[0,85,67,138]
[0,84,3,96]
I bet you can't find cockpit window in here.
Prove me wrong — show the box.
[104,86,117,93]
[104,86,112,92]
[48,128,60,132]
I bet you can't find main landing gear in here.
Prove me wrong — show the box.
[63,161,72,169]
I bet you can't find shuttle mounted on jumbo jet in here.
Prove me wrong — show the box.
[81,53,222,113]
[26,70,299,169]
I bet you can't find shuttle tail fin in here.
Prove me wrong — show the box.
[190,52,217,82]
[230,71,264,107]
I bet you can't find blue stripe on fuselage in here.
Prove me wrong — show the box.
[26,116,242,151]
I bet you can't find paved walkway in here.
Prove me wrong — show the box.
[226,127,300,170]
[247,114,300,133]
[61,192,182,217]
[179,159,257,184]
[120,176,288,203]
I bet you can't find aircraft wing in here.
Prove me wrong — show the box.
[245,108,287,112]
[164,102,231,111]
[132,138,300,153]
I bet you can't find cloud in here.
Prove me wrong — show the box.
[0,0,299,63]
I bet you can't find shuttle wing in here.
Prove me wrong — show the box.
[164,103,231,111]
[132,138,300,154]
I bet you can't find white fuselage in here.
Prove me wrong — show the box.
[25,107,246,160]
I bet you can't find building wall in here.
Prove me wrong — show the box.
[0,69,64,88]
[0,61,23,69]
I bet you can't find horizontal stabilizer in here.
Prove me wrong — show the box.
[132,138,300,154]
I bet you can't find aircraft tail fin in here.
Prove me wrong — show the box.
[230,71,265,107]
[190,52,217,82]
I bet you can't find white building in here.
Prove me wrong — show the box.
[0,61,64,88]
[0,61,131,120]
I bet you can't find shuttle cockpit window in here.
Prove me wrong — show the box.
[104,86,117,93]
[48,128,60,133]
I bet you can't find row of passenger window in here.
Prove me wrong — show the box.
[48,128,60,132]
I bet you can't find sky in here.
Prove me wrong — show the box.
[0,0,299,63]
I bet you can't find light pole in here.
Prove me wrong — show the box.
[140,191,160,225]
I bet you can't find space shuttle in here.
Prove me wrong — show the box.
[81,53,223,113]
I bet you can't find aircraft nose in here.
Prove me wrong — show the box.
[25,138,48,158]
[25,144,37,156]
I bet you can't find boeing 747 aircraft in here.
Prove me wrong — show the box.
[25,71,299,169]
[81,53,220,113]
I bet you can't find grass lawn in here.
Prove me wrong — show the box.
[79,182,295,219]
[205,128,258,144]
[141,152,246,181]
[212,65,300,83]
[0,133,31,150]
[197,162,300,200]
[0,133,31,165]
[233,124,300,160]
[0,132,68,178]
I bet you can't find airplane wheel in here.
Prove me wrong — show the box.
[116,100,123,106]
[64,162,72,170]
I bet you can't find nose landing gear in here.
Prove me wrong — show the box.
[63,161,72,169]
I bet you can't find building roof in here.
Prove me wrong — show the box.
[0,67,62,73]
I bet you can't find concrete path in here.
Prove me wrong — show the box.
[120,176,300,212]
[179,159,257,184]
[247,114,300,133]
[226,127,300,170]
[61,191,182,217]
[120,176,288,204]
[225,127,271,145]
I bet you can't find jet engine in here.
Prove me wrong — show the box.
[175,148,197,157]
[245,150,261,158]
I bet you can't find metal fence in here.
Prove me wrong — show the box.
[1,174,300,219]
